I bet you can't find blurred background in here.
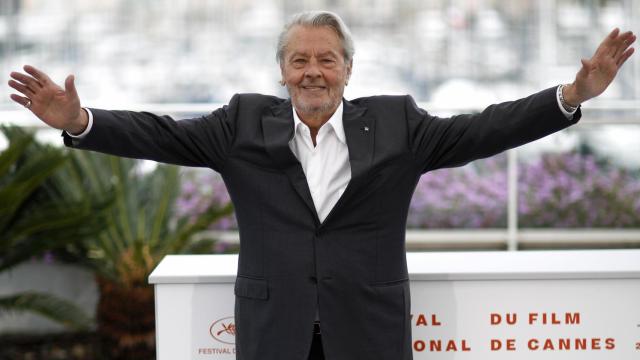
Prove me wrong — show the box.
[0,0,639,359]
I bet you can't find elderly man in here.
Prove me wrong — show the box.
[8,10,635,360]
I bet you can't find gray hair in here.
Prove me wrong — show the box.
[276,11,355,66]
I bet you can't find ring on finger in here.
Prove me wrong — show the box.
[25,100,32,109]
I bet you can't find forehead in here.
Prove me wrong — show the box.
[285,25,343,57]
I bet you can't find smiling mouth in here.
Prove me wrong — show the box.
[301,86,326,91]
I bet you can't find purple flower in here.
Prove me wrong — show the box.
[518,152,640,228]
[175,169,237,229]
[408,152,640,228]
[176,152,640,230]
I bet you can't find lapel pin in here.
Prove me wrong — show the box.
[363,126,369,132]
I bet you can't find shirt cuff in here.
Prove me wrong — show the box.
[556,85,578,119]
[65,108,94,138]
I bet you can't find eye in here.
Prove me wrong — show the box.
[321,58,336,67]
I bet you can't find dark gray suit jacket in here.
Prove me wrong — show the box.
[63,86,580,360]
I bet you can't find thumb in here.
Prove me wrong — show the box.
[577,58,591,78]
[64,74,79,99]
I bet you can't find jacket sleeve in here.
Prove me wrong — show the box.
[62,94,239,172]
[406,86,581,174]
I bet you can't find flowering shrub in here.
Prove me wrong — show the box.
[408,156,508,228]
[176,152,640,229]
[175,169,237,230]
[519,153,640,228]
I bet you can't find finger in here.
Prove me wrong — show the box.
[8,79,35,97]
[621,33,636,51]
[608,28,620,41]
[10,71,43,90]
[598,28,621,55]
[622,33,637,47]
[606,32,626,58]
[612,32,635,58]
[9,94,31,108]
[617,47,635,67]
[23,65,51,84]
[612,30,632,42]
[64,74,78,99]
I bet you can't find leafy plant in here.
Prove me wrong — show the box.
[3,126,234,358]
[50,150,233,359]
[0,126,110,330]
[0,292,90,330]
[55,153,235,286]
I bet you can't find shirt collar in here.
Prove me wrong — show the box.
[291,100,346,144]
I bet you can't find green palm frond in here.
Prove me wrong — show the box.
[0,127,114,272]
[0,134,67,239]
[0,292,92,330]
[53,150,233,286]
[0,126,111,328]
[2,125,233,289]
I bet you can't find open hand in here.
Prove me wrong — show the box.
[564,28,635,106]
[8,65,87,134]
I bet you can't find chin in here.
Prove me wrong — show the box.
[294,99,335,115]
[295,93,338,109]
[288,86,341,115]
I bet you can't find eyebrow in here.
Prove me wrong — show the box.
[288,50,339,59]
[316,51,338,57]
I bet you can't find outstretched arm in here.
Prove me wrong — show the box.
[8,65,89,135]
[8,65,236,171]
[410,27,635,174]
[563,28,635,107]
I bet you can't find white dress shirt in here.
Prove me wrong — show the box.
[288,101,351,223]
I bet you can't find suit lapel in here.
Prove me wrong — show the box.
[321,99,373,226]
[342,98,372,181]
[261,98,374,226]
[262,99,320,224]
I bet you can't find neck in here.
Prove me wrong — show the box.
[295,102,340,147]
[294,101,340,134]
[296,111,327,147]
[296,110,330,134]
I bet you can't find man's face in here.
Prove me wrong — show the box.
[281,25,351,119]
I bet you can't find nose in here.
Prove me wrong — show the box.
[304,59,322,79]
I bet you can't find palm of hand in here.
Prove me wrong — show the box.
[36,83,81,129]
[574,28,635,102]
[578,53,620,97]
[9,65,81,130]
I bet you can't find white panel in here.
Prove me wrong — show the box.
[156,284,236,359]
[151,251,640,359]
[410,279,640,359]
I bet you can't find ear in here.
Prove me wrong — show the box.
[279,65,286,86]
[346,61,353,85]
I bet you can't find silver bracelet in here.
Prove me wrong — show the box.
[558,84,578,113]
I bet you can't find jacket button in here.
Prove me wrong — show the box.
[309,276,317,284]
